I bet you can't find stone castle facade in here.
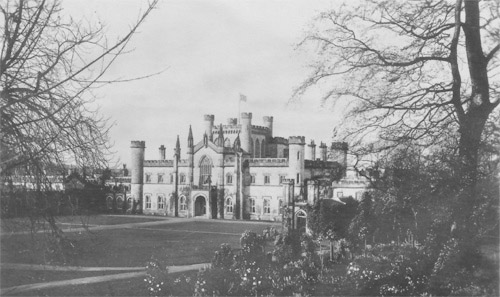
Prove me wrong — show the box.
[129,113,368,222]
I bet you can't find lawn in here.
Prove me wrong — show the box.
[1,214,169,234]
[1,215,280,295]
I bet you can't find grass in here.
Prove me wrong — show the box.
[1,214,169,234]
[1,215,279,295]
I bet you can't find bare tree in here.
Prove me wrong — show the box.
[0,0,157,260]
[294,0,499,240]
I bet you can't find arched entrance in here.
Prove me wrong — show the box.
[295,209,307,234]
[194,196,207,217]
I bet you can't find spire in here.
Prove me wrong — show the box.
[174,135,181,158]
[188,125,193,147]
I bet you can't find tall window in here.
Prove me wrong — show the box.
[249,198,256,213]
[279,175,286,184]
[145,195,151,209]
[170,174,174,184]
[264,175,271,184]
[116,197,123,209]
[296,173,300,183]
[225,197,233,213]
[278,198,283,214]
[157,174,164,183]
[226,174,233,184]
[106,196,113,209]
[199,156,212,186]
[263,198,271,214]
[158,195,164,209]
[261,139,266,158]
[250,174,256,184]
[180,196,187,211]
[255,139,261,158]
[145,173,151,183]
[180,174,186,184]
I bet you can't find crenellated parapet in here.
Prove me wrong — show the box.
[131,140,146,148]
[304,160,341,169]
[248,158,288,167]
[288,136,305,144]
[144,160,174,167]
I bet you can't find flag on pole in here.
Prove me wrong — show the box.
[239,93,247,102]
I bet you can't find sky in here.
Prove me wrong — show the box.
[63,0,347,166]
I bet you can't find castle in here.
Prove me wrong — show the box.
[129,113,368,222]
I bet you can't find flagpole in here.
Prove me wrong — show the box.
[238,95,241,125]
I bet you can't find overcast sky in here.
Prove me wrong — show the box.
[63,0,347,166]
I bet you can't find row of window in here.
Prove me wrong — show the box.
[144,194,188,211]
[143,194,284,215]
[145,172,296,185]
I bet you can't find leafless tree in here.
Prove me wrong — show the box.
[295,0,499,240]
[0,0,158,260]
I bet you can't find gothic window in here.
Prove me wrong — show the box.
[199,156,213,186]
[145,194,151,209]
[145,173,151,183]
[226,173,233,184]
[180,196,187,211]
[225,197,233,213]
[127,198,132,209]
[255,139,261,158]
[263,198,271,214]
[157,174,164,183]
[116,197,123,209]
[249,197,256,213]
[158,195,165,209]
[261,139,266,158]
[180,173,186,184]
[106,196,113,209]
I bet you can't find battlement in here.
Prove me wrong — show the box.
[212,125,241,135]
[251,125,271,133]
[304,160,341,169]
[319,142,327,148]
[241,112,252,119]
[248,158,288,167]
[288,136,305,144]
[204,114,214,121]
[130,141,146,148]
[272,137,288,145]
[263,116,273,122]
[144,160,173,167]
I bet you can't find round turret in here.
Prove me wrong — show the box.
[288,136,305,185]
[240,112,253,154]
[263,116,273,137]
[203,114,214,141]
[130,141,146,208]
[159,145,166,160]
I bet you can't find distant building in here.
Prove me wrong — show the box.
[129,113,371,223]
